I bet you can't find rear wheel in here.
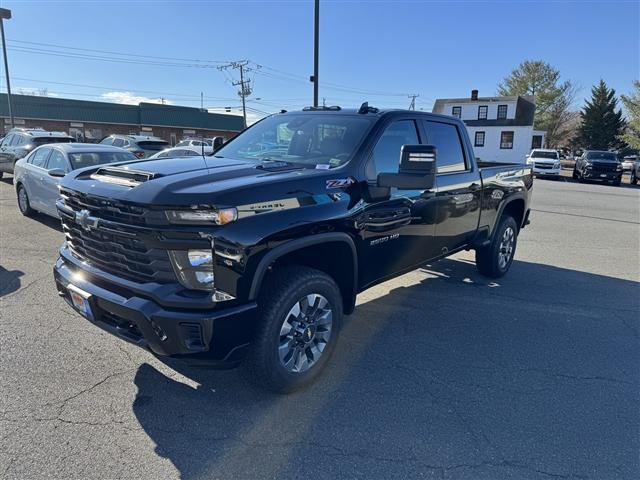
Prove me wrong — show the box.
[476,215,518,278]
[246,266,343,393]
[17,184,35,217]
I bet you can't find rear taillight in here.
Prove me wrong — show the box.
[134,151,145,158]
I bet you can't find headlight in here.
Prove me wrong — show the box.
[166,208,237,225]
[168,249,214,290]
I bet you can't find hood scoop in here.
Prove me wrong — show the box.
[90,166,160,187]
[255,160,302,172]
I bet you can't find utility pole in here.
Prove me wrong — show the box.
[311,0,319,107]
[218,60,253,129]
[0,8,14,130]
[200,92,204,111]
[408,94,419,111]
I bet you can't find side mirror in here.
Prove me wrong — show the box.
[212,136,225,150]
[377,144,436,190]
[48,168,66,178]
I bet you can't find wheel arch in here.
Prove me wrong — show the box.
[248,233,358,315]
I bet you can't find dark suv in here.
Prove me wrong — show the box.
[100,134,169,159]
[573,150,623,185]
[0,128,75,178]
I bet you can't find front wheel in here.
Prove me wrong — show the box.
[17,184,35,216]
[475,215,518,278]
[246,266,343,393]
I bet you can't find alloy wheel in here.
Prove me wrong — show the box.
[18,187,28,213]
[498,226,515,270]
[278,294,333,373]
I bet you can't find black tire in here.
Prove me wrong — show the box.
[246,266,343,393]
[475,215,519,279]
[16,184,35,217]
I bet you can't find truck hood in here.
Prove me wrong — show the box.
[59,155,341,207]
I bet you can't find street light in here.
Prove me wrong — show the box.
[0,8,14,130]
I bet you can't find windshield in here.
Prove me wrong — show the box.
[68,151,137,169]
[586,151,617,161]
[531,150,558,159]
[214,114,374,168]
[34,137,75,146]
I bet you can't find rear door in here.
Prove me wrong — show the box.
[0,134,14,171]
[357,118,439,287]
[24,147,52,211]
[421,120,481,254]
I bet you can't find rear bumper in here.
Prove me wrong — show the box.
[53,251,257,365]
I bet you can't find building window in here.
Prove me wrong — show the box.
[500,131,514,149]
[531,135,543,149]
[497,104,508,119]
[451,106,461,118]
[474,131,485,147]
[477,106,487,120]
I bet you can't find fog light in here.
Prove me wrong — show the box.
[168,249,215,291]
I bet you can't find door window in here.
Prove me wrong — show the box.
[100,136,114,145]
[1,134,14,146]
[29,148,51,168]
[46,150,70,172]
[370,120,420,175]
[422,121,467,173]
[112,138,125,148]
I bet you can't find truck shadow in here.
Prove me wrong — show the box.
[0,265,24,298]
[132,258,639,479]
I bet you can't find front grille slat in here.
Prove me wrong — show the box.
[59,188,175,283]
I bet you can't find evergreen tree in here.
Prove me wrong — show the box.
[577,80,625,150]
[498,60,576,147]
[619,80,640,151]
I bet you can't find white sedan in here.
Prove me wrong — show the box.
[13,143,136,218]
[146,146,205,159]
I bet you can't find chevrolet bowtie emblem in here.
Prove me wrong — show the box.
[75,209,99,232]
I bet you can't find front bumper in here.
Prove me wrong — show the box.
[54,250,257,364]
[583,170,622,181]
[532,165,561,176]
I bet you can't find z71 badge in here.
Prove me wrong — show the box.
[326,177,355,189]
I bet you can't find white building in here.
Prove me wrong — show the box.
[432,91,545,163]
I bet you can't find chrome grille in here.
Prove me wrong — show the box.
[59,190,174,283]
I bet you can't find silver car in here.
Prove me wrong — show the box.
[13,143,136,218]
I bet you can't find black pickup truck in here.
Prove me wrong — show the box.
[53,105,533,392]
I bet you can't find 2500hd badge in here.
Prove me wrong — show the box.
[54,105,532,393]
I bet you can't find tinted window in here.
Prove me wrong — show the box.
[1,134,13,146]
[46,149,69,171]
[33,137,74,146]
[423,121,466,173]
[68,151,136,169]
[112,138,125,147]
[100,137,114,146]
[137,141,169,151]
[585,151,617,161]
[371,120,420,174]
[30,148,51,167]
[531,150,558,159]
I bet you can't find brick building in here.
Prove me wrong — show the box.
[0,93,244,144]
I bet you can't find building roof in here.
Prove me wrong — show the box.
[0,93,244,132]
[432,95,536,127]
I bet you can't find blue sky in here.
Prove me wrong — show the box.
[1,0,638,122]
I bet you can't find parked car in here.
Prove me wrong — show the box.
[526,148,561,179]
[53,106,533,392]
[630,160,640,185]
[573,150,623,185]
[0,128,75,178]
[13,143,136,218]
[99,134,169,159]
[621,155,638,172]
[147,146,205,159]
[176,137,226,154]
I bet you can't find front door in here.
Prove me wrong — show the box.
[421,120,482,254]
[356,119,439,288]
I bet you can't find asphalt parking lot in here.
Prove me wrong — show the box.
[1,174,639,480]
